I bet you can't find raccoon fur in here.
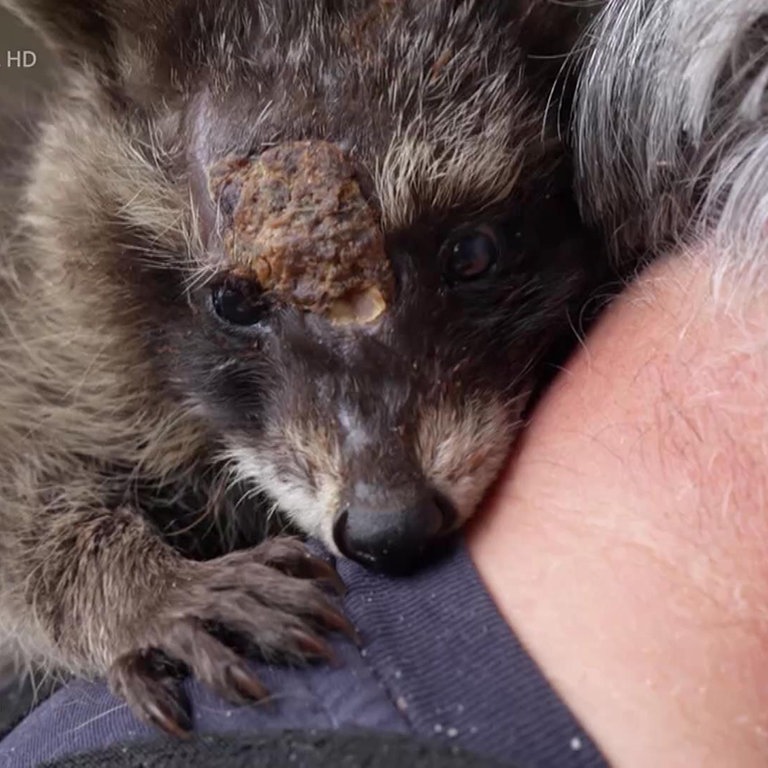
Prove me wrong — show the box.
[0,0,601,735]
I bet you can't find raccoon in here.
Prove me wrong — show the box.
[0,0,600,735]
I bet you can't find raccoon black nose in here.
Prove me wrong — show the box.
[333,493,455,575]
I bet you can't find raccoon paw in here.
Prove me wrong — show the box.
[108,537,358,736]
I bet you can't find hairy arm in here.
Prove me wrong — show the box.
[468,249,768,767]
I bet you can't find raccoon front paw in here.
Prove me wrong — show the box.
[108,537,357,736]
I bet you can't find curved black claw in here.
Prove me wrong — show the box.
[109,650,192,738]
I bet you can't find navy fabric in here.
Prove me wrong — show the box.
[0,542,607,768]
[41,731,511,768]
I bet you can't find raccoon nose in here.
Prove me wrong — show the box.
[333,492,455,575]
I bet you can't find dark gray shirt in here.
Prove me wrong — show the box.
[0,542,607,768]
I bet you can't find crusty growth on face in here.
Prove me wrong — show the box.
[209,141,393,324]
[0,0,598,736]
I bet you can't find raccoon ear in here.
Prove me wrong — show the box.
[513,0,598,101]
[516,0,596,59]
[1,0,116,69]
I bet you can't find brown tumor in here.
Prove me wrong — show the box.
[208,141,394,326]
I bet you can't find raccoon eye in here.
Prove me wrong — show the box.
[444,226,500,282]
[210,276,268,327]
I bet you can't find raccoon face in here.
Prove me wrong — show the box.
[10,0,597,573]
[191,187,592,575]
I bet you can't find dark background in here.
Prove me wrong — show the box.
[0,9,51,95]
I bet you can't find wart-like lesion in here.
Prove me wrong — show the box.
[207,141,394,327]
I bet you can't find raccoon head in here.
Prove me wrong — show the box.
[10,0,598,573]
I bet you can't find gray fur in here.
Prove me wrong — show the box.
[0,0,595,734]
[573,0,768,294]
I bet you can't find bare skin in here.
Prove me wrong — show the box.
[468,246,768,768]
